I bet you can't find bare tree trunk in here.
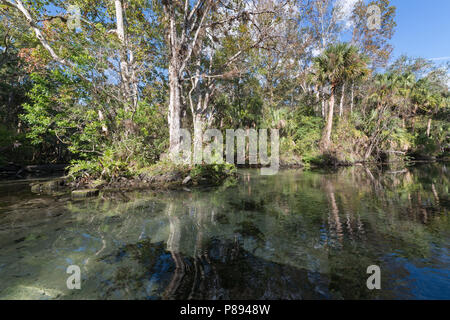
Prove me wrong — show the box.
[350,82,354,114]
[426,118,432,137]
[114,0,139,114]
[114,0,131,113]
[321,88,327,119]
[315,85,321,117]
[322,87,335,149]
[115,0,125,42]
[193,112,204,164]
[339,83,345,117]
[364,134,378,161]
[165,2,183,157]
[129,50,138,111]
[168,61,182,156]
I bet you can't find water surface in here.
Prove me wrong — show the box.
[0,164,448,299]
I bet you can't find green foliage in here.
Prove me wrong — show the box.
[388,127,414,152]
[20,70,99,160]
[214,77,264,129]
[0,125,36,165]
[313,43,370,90]
[412,119,449,156]
[139,159,189,177]
[68,133,168,181]
[68,159,102,180]
[190,163,237,186]
[291,115,324,163]
[68,148,132,181]
[331,119,366,162]
[19,67,169,175]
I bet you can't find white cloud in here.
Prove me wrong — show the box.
[335,0,359,30]
[429,56,450,61]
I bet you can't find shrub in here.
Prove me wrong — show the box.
[190,163,237,186]
[292,115,323,164]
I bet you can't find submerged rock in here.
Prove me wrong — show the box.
[71,189,100,199]
[30,179,65,194]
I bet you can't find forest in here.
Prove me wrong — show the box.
[0,0,449,185]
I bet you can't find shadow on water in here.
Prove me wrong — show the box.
[0,163,448,299]
[98,201,327,300]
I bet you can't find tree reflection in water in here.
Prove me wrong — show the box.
[160,199,324,300]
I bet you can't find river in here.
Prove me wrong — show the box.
[0,163,448,299]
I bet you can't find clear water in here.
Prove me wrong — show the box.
[0,164,448,300]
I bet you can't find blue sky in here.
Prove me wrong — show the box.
[391,0,450,63]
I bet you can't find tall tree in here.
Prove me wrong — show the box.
[350,0,396,68]
[313,43,368,149]
[160,0,287,158]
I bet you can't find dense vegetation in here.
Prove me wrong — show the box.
[0,0,448,181]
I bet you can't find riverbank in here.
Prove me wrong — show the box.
[4,155,448,199]
[25,162,239,199]
[0,164,67,179]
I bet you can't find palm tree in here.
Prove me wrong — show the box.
[313,43,369,150]
[343,51,370,116]
[363,73,393,160]
[368,73,402,111]
[411,78,446,136]
[362,72,418,160]
[397,72,416,126]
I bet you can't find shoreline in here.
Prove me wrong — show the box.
[1,158,445,200]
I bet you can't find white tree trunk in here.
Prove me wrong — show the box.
[193,113,204,165]
[323,88,335,149]
[114,0,133,113]
[165,3,183,157]
[426,118,432,137]
[339,83,345,117]
[168,62,182,156]
[321,92,326,119]
[350,82,354,114]
[115,0,125,42]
